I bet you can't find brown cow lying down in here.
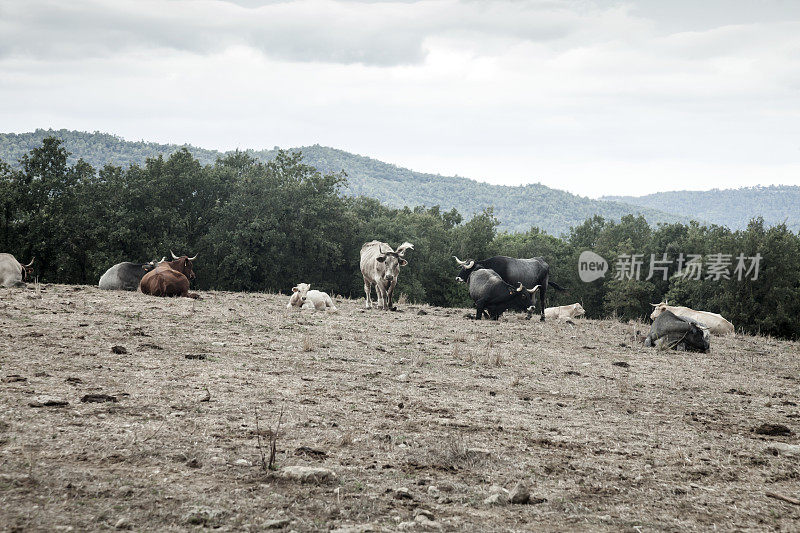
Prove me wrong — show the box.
[140,251,200,299]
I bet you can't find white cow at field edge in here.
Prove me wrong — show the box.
[650,301,734,335]
[287,283,338,312]
[0,253,34,288]
[544,303,585,320]
[360,240,413,310]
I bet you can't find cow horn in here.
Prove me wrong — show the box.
[465,260,474,269]
[395,242,414,257]
[453,256,467,266]
[528,285,540,294]
[188,253,198,261]
[516,282,524,292]
[24,257,35,267]
[171,250,179,259]
[159,257,167,263]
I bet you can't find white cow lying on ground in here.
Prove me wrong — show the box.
[287,283,338,312]
[650,301,734,335]
[544,303,585,320]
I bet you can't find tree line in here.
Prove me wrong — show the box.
[0,129,687,235]
[2,137,798,339]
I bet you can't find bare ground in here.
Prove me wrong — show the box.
[1,284,799,532]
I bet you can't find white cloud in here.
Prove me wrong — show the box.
[1,0,799,197]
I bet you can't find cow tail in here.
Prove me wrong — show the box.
[157,275,168,296]
[548,281,567,291]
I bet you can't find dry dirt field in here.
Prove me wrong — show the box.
[1,284,799,532]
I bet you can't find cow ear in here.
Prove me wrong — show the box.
[376,256,386,263]
[292,286,298,292]
[508,289,514,295]
[399,258,408,267]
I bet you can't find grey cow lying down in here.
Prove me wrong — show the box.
[287,283,338,312]
[644,310,710,352]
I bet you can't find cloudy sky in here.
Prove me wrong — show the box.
[1,0,799,197]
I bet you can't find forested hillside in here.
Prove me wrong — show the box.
[0,129,686,235]
[603,186,800,233]
[2,138,799,338]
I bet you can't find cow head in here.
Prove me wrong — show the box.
[453,256,478,283]
[169,250,197,280]
[377,242,413,283]
[572,303,586,317]
[685,323,711,352]
[290,283,311,307]
[21,258,34,281]
[508,282,540,311]
[650,301,669,320]
[142,260,158,273]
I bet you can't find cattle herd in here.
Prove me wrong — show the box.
[0,241,737,351]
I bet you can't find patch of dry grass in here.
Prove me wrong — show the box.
[0,284,798,532]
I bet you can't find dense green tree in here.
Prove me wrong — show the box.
[1,138,798,339]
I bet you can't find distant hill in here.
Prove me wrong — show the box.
[0,129,690,235]
[603,187,800,233]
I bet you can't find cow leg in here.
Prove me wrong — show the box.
[363,279,373,309]
[475,300,486,320]
[386,280,396,310]
[376,282,388,310]
[539,284,547,322]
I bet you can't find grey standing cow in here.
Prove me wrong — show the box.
[99,261,157,291]
[360,240,414,310]
[0,253,34,288]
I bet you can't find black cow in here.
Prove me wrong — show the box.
[644,310,710,352]
[467,268,539,320]
[99,261,157,291]
[455,255,566,321]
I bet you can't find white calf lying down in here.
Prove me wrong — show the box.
[287,283,338,312]
[544,303,585,320]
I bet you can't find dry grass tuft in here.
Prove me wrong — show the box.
[302,336,314,352]
[484,339,503,367]
[407,435,491,470]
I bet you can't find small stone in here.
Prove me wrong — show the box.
[114,517,132,530]
[766,442,800,456]
[111,345,127,354]
[28,396,69,407]
[330,525,378,533]
[754,423,793,436]
[397,374,408,382]
[509,482,530,504]
[233,459,250,467]
[264,518,291,529]
[414,515,442,530]
[81,394,118,403]
[483,492,507,505]
[394,487,413,500]
[416,309,428,316]
[427,485,439,496]
[488,484,507,495]
[280,466,337,484]
[183,507,222,526]
[414,508,434,520]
